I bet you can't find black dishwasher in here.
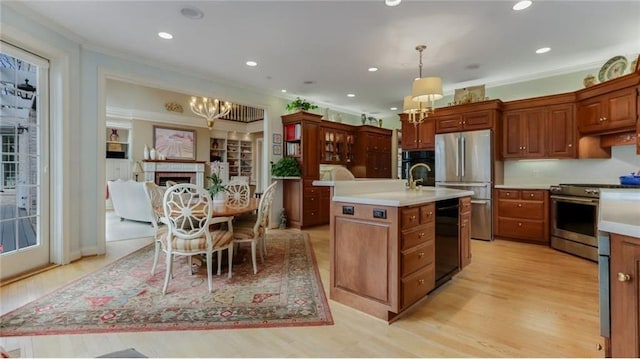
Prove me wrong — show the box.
[433,198,460,289]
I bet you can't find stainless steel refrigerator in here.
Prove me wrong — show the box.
[435,129,493,241]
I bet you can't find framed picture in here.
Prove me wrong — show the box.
[273,133,282,144]
[273,144,282,156]
[153,126,196,160]
[454,85,486,104]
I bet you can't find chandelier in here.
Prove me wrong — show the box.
[403,45,443,126]
[189,97,232,131]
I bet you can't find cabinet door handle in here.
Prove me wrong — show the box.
[530,193,535,197]
[411,215,417,220]
[506,192,511,196]
[618,273,631,282]
[517,203,522,207]
[418,279,425,285]
[518,222,522,227]
[428,211,433,216]
[418,252,425,258]
[568,144,572,148]
[418,232,425,238]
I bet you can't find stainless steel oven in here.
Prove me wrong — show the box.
[549,183,638,262]
[549,184,600,262]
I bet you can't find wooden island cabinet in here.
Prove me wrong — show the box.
[329,179,472,322]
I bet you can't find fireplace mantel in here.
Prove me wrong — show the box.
[142,161,205,187]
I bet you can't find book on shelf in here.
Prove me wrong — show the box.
[285,123,301,141]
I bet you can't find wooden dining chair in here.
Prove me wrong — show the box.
[232,181,277,274]
[160,183,234,294]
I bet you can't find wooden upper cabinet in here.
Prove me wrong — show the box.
[433,100,501,134]
[400,114,435,150]
[502,108,546,159]
[351,126,393,178]
[281,111,322,179]
[501,94,576,160]
[547,103,576,158]
[320,122,354,165]
[577,75,639,135]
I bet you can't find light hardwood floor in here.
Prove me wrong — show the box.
[1,226,603,358]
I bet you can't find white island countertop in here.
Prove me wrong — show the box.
[598,188,640,238]
[328,179,473,207]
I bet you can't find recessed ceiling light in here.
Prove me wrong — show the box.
[158,32,173,40]
[513,1,532,11]
[385,0,402,7]
[535,47,551,54]
[180,7,204,19]
[281,89,287,93]
[347,94,355,97]
[390,107,398,111]
[368,67,378,72]
[246,61,257,67]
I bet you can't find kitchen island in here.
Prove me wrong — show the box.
[597,189,640,358]
[324,179,473,322]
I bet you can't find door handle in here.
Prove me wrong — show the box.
[470,200,488,205]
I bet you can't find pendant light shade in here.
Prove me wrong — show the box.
[403,95,419,112]
[412,76,443,102]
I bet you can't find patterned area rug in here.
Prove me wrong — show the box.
[0,232,333,336]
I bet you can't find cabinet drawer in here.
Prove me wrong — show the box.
[401,207,421,229]
[401,223,434,250]
[497,217,545,240]
[401,240,434,277]
[497,189,520,199]
[303,194,320,211]
[420,203,435,224]
[401,263,435,308]
[521,190,545,201]
[460,197,471,214]
[497,200,545,219]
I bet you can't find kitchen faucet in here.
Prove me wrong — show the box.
[409,163,431,190]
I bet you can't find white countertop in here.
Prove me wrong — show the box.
[598,189,640,238]
[328,179,473,206]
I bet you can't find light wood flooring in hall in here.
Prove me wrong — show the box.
[1,226,602,357]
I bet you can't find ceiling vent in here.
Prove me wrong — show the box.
[180,7,204,20]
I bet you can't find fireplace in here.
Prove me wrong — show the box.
[156,172,195,187]
[142,161,205,187]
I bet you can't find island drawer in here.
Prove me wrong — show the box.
[402,203,435,229]
[419,203,435,224]
[401,240,434,277]
[401,222,434,250]
[401,263,435,308]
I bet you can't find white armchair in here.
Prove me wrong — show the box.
[107,179,160,223]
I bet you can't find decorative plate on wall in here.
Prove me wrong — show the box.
[598,56,628,82]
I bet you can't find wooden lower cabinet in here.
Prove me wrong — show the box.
[283,179,330,229]
[330,201,436,321]
[609,233,640,357]
[459,196,472,269]
[494,189,549,244]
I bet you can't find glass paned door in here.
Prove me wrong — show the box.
[0,42,50,281]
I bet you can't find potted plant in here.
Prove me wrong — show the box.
[207,161,227,203]
[286,97,318,112]
[271,157,301,177]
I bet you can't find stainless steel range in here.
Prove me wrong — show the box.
[549,183,638,261]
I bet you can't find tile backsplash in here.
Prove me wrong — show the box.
[504,145,639,186]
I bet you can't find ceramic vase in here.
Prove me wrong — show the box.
[213,191,226,204]
[143,144,150,160]
[150,147,157,160]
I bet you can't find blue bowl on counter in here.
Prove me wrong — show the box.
[619,174,640,186]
